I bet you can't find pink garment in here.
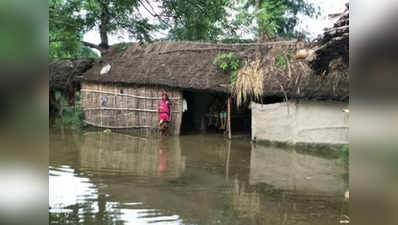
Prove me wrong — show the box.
[158,100,172,121]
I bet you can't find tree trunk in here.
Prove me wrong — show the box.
[255,0,264,43]
[98,0,110,50]
[255,0,264,58]
[99,12,110,49]
[227,97,231,139]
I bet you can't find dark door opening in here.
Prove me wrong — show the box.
[181,90,215,133]
[180,91,252,135]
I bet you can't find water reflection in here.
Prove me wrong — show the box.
[249,144,347,195]
[80,132,185,178]
[228,144,349,225]
[49,130,348,225]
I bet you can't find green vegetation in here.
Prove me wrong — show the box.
[54,91,86,131]
[213,53,242,71]
[275,55,287,67]
[161,0,229,41]
[213,53,242,83]
[50,39,100,59]
[229,0,319,40]
[49,0,155,57]
[337,145,349,165]
[230,71,238,83]
[49,0,319,58]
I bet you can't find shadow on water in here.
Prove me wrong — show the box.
[49,130,348,225]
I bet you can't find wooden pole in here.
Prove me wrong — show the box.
[227,97,231,139]
[225,140,231,181]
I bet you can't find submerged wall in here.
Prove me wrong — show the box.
[251,100,349,145]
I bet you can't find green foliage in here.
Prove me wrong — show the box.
[49,0,155,56]
[213,53,242,83]
[337,145,349,165]
[62,105,86,130]
[256,1,286,39]
[230,0,319,39]
[160,0,230,41]
[50,39,99,59]
[55,91,67,106]
[213,53,242,71]
[49,0,319,58]
[54,91,86,131]
[230,71,238,83]
[275,55,287,67]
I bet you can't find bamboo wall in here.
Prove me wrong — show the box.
[81,82,183,135]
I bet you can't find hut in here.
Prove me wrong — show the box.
[80,41,261,135]
[49,59,94,115]
[81,36,348,140]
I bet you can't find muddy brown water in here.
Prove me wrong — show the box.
[49,129,348,225]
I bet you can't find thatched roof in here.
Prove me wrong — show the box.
[82,41,263,93]
[82,41,348,101]
[49,59,94,91]
[310,2,349,75]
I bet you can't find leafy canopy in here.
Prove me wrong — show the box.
[49,0,155,58]
[160,0,230,41]
[49,0,320,59]
[230,0,319,40]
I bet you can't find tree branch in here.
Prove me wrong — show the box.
[80,41,103,51]
[139,0,170,26]
[50,38,103,52]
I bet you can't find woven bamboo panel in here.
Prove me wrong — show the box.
[81,82,183,135]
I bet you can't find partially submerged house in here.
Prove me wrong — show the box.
[80,41,261,135]
[80,37,348,143]
[79,3,349,144]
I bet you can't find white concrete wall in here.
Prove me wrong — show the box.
[251,100,349,144]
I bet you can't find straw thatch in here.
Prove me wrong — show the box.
[310,2,349,76]
[82,41,261,93]
[82,41,348,101]
[49,59,94,91]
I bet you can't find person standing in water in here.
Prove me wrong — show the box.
[158,92,172,136]
[219,100,227,130]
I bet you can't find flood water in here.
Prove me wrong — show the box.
[49,130,348,225]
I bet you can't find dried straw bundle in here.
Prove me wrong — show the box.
[232,59,264,107]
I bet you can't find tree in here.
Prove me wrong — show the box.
[49,29,100,59]
[231,0,319,41]
[49,0,155,55]
[159,0,230,41]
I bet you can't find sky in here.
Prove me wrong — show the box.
[295,0,348,39]
[83,0,349,51]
